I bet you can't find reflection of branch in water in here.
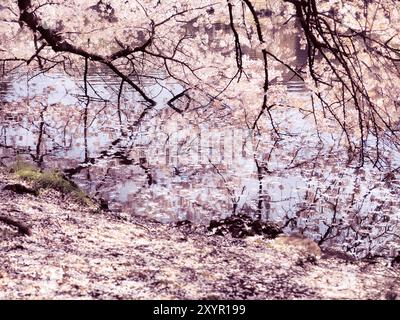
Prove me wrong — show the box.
[139,156,153,186]
[117,79,124,133]
[34,103,48,165]
[208,157,245,215]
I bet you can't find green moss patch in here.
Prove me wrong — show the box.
[11,161,93,206]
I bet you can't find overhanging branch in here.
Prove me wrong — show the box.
[17,0,156,107]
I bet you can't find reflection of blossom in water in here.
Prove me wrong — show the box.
[1,0,400,260]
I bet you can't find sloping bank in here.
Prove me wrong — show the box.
[0,169,398,299]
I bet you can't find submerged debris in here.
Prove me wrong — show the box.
[208,214,282,239]
[392,253,400,268]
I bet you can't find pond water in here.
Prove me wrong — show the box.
[0,40,309,220]
[0,22,399,259]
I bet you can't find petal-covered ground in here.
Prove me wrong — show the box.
[0,171,398,299]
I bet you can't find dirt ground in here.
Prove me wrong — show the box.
[0,171,399,299]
